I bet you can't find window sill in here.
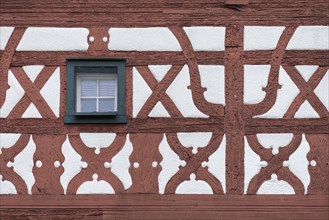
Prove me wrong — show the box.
[63,114,127,124]
[74,112,118,116]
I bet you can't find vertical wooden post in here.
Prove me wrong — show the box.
[225,25,245,194]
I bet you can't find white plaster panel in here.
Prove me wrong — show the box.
[0,175,17,194]
[0,27,14,50]
[294,101,320,118]
[287,26,329,50]
[148,102,170,118]
[183,27,225,51]
[61,136,88,194]
[166,65,208,118]
[0,133,21,149]
[0,70,25,118]
[109,28,182,51]
[17,27,89,51]
[40,67,60,117]
[175,173,213,194]
[256,133,293,155]
[285,134,310,194]
[244,26,285,51]
[177,132,212,154]
[206,135,226,193]
[199,65,225,105]
[77,174,114,194]
[244,137,268,194]
[22,103,42,118]
[255,67,300,118]
[110,134,133,190]
[314,70,329,111]
[295,65,319,82]
[22,65,44,83]
[132,67,152,117]
[244,65,271,104]
[148,65,172,82]
[159,135,186,194]
[80,133,116,154]
[0,134,20,193]
[257,174,295,194]
[7,135,36,194]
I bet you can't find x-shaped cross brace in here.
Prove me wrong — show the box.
[246,134,305,194]
[164,133,224,194]
[283,65,329,118]
[8,66,57,119]
[135,65,183,118]
[66,134,127,194]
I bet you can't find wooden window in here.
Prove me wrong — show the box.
[64,59,127,123]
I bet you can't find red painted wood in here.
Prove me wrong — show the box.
[0,195,328,219]
[0,1,328,219]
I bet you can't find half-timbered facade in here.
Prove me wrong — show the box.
[0,1,328,219]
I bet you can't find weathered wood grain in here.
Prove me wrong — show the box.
[32,135,66,194]
[0,195,328,220]
[224,25,245,194]
[1,118,328,134]
[0,118,328,134]
[244,118,329,134]
[4,50,328,66]
[0,209,103,220]
[128,134,163,193]
[0,0,328,26]
[306,134,329,194]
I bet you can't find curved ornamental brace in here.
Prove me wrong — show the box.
[170,27,225,117]
[0,27,26,107]
[164,132,225,194]
[244,26,298,118]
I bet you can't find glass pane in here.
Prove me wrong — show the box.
[81,79,97,97]
[81,98,97,112]
[99,79,115,97]
[99,98,115,112]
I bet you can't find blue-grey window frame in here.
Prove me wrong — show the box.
[64,58,127,124]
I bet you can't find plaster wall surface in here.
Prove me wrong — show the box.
[0,24,328,199]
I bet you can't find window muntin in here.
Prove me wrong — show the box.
[76,74,117,113]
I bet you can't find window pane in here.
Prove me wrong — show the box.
[99,98,115,112]
[99,79,115,97]
[81,79,97,97]
[81,98,97,112]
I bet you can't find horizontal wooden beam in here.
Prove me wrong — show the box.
[0,118,328,134]
[0,0,328,26]
[0,195,328,220]
[1,194,327,208]
[0,118,224,134]
[244,50,329,66]
[9,51,224,66]
[0,50,326,66]
[244,118,329,134]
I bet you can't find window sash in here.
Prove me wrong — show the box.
[76,74,117,112]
